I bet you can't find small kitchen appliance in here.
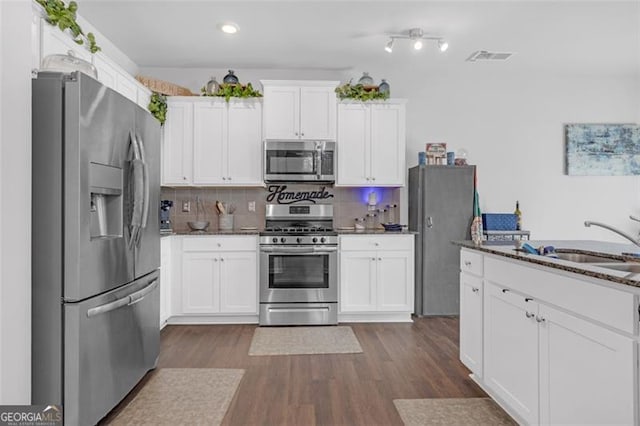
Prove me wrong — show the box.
[160,200,173,233]
[264,140,336,183]
[259,204,338,325]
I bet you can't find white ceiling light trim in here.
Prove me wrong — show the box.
[219,22,239,34]
[385,27,448,54]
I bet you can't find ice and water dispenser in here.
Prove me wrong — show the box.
[89,162,123,239]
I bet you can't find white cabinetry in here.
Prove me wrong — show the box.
[471,253,638,425]
[336,101,406,186]
[160,237,172,328]
[339,235,414,322]
[179,236,258,320]
[459,249,484,378]
[261,80,338,140]
[163,98,262,186]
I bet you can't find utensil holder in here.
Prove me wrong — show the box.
[219,214,234,231]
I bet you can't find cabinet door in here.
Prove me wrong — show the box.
[181,252,220,314]
[192,101,226,184]
[137,86,151,111]
[162,101,193,185]
[370,103,405,186]
[40,21,91,64]
[227,101,262,185]
[263,86,300,139]
[538,304,635,425]
[484,282,539,425]
[116,73,138,104]
[92,54,118,91]
[376,251,412,312]
[219,251,258,314]
[459,273,483,377]
[340,251,377,312]
[300,87,336,140]
[336,103,370,185]
[160,238,172,326]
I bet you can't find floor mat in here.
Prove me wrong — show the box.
[393,398,517,426]
[248,326,363,356]
[108,368,244,425]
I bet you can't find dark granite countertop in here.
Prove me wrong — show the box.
[162,229,262,236]
[335,228,417,235]
[455,239,640,288]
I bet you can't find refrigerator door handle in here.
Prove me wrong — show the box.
[426,216,433,228]
[137,133,150,233]
[129,130,144,248]
[87,294,132,318]
[128,279,158,305]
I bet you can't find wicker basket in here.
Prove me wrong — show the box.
[135,75,194,96]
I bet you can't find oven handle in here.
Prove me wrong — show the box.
[260,246,337,254]
[315,142,322,180]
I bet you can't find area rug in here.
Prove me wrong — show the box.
[109,368,244,426]
[393,398,517,426]
[248,326,363,356]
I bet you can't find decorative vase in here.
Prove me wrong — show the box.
[223,70,239,84]
[357,72,374,86]
[378,79,390,95]
[205,76,219,95]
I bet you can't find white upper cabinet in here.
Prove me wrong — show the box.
[163,98,263,187]
[261,80,338,140]
[337,100,406,187]
[39,19,92,63]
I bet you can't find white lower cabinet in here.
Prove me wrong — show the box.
[163,236,258,323]
[160,237,172,328]
[459,272,483,378]
[339,235,414,322]
[465,252,639,425]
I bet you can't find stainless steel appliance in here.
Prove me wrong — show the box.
[409,165,475,316]
[259,204,338,325]
[160,200,174,233]
[264,140,336,183]
[31,71,161,425]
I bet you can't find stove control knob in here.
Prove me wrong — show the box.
[312,237,318,243]
[280,237,286,243]
[320,237,326,243]
[272,237,278,243]
[296,237,301,243]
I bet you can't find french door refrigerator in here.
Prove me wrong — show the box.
[31,72,160,425]
[408,165,475,316]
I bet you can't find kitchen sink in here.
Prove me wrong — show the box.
[595,263,640,274]
[553,250,620,263]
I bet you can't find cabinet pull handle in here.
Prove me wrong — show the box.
[378,257,382,261]
[471,287,479,293]
[371,257,376,261]
[525,297,533,302]
[214,258,218,262]
[525,311,535,318]
[372,177,375,181]
[536,315,546,323]
[221,258,224,262]
[295,132,299,136]
[228,177,231,180]
[301,132,304,136]
[183,176,187,181]
[501,288,509,293]
[464,260,471,266]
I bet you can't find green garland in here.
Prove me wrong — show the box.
[148,93,168,125]
[36,0,101,53]
[335,82,389,101]
[200,83,263,102]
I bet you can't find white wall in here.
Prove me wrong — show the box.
[0,0,32,404]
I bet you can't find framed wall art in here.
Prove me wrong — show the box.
[565,123,640,175]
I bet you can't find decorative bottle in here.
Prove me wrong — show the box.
[223,70,239,84]
[205,76,219,95]
[514,201,522,230]
[358,72,374,86]
[378,79,390,96]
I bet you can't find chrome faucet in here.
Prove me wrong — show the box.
[584,216,640,246]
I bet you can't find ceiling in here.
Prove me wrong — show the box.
[77,1,640,76]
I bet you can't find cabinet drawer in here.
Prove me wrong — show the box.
[460,249,483,277]
[339,235,414,251]
[485,256,636,334]
[182,236,257,252]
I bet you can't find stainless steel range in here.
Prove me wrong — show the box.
[259,204,338,326]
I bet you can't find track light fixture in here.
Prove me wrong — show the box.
[384,28,448,54]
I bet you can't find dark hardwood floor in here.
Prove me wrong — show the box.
[102,317,486,425]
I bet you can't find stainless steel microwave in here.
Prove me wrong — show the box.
[264,140,336,183]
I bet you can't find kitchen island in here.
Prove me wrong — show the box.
[456,240,640,425]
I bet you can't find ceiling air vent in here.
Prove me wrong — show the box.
[466,50,513,62]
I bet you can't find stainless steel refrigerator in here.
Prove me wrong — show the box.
[31,72,160,425]
[409,165,475,316]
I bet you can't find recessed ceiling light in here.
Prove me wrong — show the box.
[219,23,239,34]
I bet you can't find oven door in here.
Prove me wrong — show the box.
[264,141,335,182]
[260,246,337,303]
